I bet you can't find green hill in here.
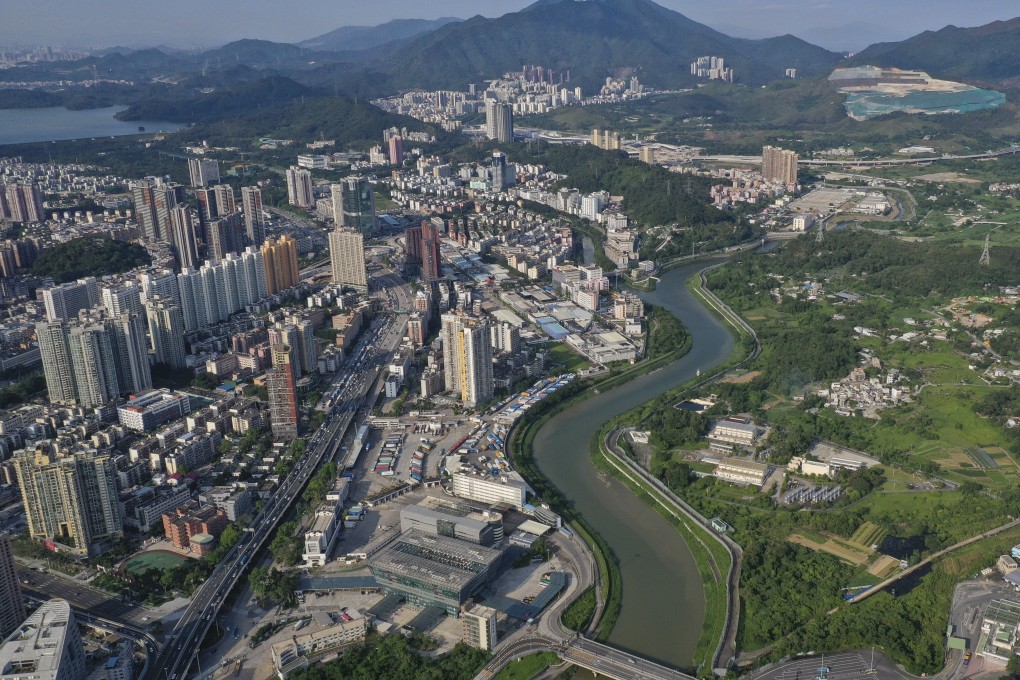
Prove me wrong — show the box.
[851,17,1020,87]
[374,0,840,92]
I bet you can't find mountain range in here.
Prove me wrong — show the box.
[3,0,1020,127]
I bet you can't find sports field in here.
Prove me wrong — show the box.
[123,550,189,575]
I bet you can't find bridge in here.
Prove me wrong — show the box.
[475,634,696,680]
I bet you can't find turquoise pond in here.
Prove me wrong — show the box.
[845,88,1006,120]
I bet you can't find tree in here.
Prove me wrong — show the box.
[270,522,303,566]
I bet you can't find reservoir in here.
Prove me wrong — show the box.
[0,106,185,145]
[532,258,735,670]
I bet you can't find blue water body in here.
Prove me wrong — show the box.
[845,88,1005,120]
[0,106,185,145]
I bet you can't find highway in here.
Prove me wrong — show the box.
[144,272,410,680]
[693,144,1020,168]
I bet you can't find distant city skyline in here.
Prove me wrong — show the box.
[1,0,1019,51]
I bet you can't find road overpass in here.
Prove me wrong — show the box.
[476,634,696,680]
[693,144,1020,168]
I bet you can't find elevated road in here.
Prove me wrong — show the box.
[144,275,410,680]
[694,144,1020,168]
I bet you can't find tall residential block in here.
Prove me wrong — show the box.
[206,212,246,260]
[441,314,493,407]
[169,205,200,271]
[267,344,299,440]
[145,295,187,369]
[762,145,799,187]
[188,157,220,187]
[261,235,299,295]
[241,187,267,246]
[131,179,185,243]
[0,534,25,638]
[286,166,314,209]
[15,450,122,556]
[388,136,404,166]
[485,100,514,144]
[332,176,376,232]
[42,277,99,322]
[405,221,441,280]
[176,248,267,331]
[329,229,368,292]
[2,184,44,224]
[0,599,85,680]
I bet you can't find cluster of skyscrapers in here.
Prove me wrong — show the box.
[131,161,269,273]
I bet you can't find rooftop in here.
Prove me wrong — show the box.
[370,530,502,590]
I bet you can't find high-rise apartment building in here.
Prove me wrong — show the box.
[0,599,86,680]
[206,212,246,260]
[2,184,44,224]
[195,183,235,241]
[762,145,799,187]
[405,221,441,280]
[15,450,122,556]
[485,101,514,144]
[36,321,78,405]
[176,248,267,330]
[241,187,267,246]
[267,344,299,440]
[188,157,220,187]
[491,322,520,354]
[490,151,515,191]
[145,295,187,369]
[100,282,144,319]
[261,235,299,295]
[329,229,368,291]
[441,314,493,407]
[0,534,25,638]
[169,205,200,271]
[131,178,185,243]
[286,166,314,209]
[388,136,404,166]
[42,277,99,322]
[110,313,153,395]
[66,321,121,408]
[332,176,376,232]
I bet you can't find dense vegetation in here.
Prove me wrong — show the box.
[287,631,488,680]
[117,76,313,124]
[30,237,150,283]
[0,374,47,409]
[510,142,740,234]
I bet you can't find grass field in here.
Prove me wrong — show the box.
[123,550,189,575]
[789,532,871,565]
[546,342,591,373]
[493,652,560,680]
[868,555,900,578]
[851,522,887,549]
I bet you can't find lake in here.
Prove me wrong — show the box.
[0,106,185,145]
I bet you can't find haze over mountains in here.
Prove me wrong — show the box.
[3,0,1020,123]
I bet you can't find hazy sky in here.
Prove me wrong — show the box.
[2,0,1019,51]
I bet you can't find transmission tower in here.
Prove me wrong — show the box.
[979,233,991,266]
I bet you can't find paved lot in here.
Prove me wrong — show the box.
[751,650,915,680]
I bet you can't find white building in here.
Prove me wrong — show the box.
[461,602,498,650]
[451,472,528,509]
[713,457,769,487]
[0,599,85,680]
[303,502,342,567]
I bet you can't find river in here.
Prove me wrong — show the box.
[532,257,736,671]
[0,106,185,145]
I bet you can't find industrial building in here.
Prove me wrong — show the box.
[712,457,769,487]
[978,599,1020,661]
[368,530,503,615]
[451,472,529,510]
[707,416,761,450]
[399,498,503,547]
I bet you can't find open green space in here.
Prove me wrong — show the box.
[545,342,591,373]
[123,550,189,575]
[492,652,560,680]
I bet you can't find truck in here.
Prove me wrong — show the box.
[963,651,971,667]
[294,619,309,631]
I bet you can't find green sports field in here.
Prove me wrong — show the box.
[123,550,189,575]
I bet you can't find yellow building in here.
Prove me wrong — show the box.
[261,235,299,294]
